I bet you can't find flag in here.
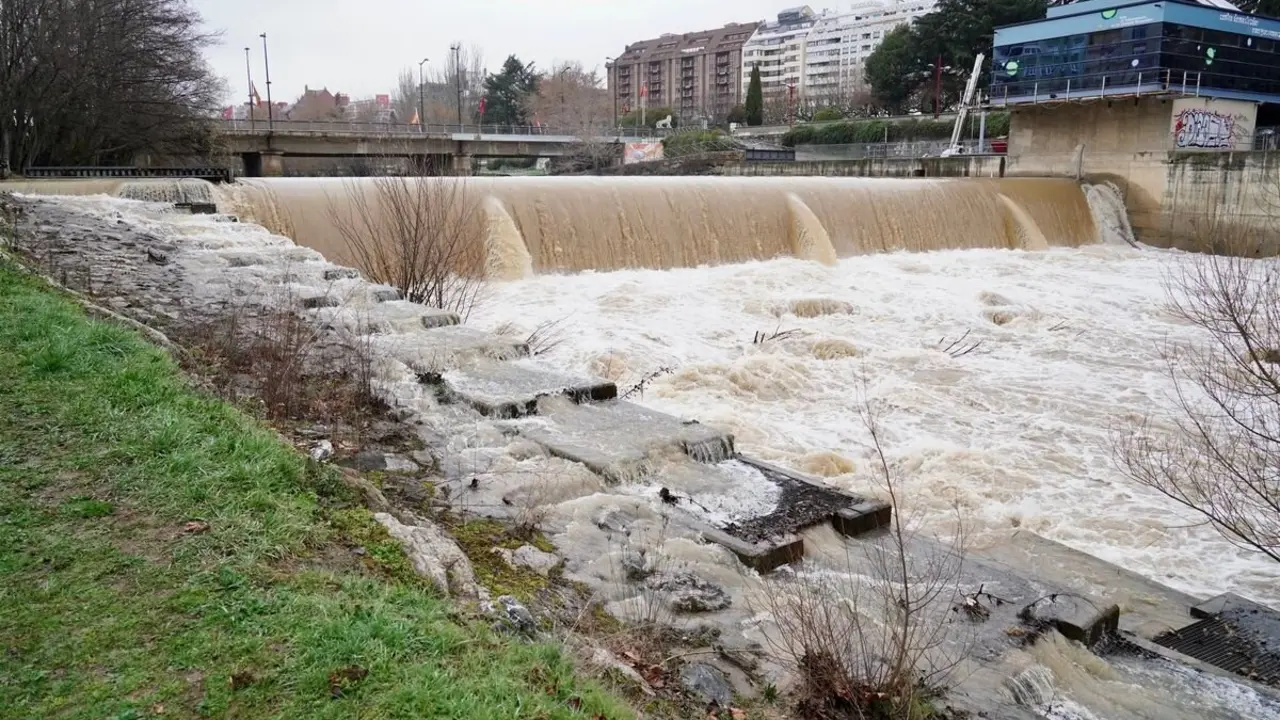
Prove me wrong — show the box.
[376,94,390,108]
[408,109,420,126]
[251,83,262,107]
[640,82,648,98]
[478,96,487,118]
[221,106,234,120]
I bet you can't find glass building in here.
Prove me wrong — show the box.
[990,0,1280,104]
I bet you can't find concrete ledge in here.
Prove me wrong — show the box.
[370,286,402,303]
[436,360,617,418]
[833,501,893,537]
[518,400,734,484]
[300,294,340,309]
[731,456,891,541]
[1021,595,1121,648]
[374,326,529,371]
[322,267,361,281]
[700,525,804,574]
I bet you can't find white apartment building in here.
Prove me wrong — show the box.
[803,0,936,100]
[741,6,820,99]
[742,1,936,105]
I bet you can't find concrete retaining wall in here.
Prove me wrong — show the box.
[1005,97,1279,253]
[719,155,1004,178]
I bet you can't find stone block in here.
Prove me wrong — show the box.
[322,267,361,281]
[374,325,529,372]
[700,526,803,573]
[436,360,616,418]
[833,500,893,537]
[370,286,402,303]
[1021,595,1120,647]
[300,294,340,309]
[518,400,733,483]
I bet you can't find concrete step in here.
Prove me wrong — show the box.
[374,325,529,371]
[432,359,616,418]
[517,399,734,484]
[316,300,461,335]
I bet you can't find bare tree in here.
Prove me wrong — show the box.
[757,396,969,719]
[326,167,486,317]
[426,43,485,125]
[1115,250,1280,564]
[525,61,617,171]
[0,0,222,174]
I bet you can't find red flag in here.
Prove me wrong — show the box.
[640,82,648,98]
[221,106,234,120]
[478,96,487,118]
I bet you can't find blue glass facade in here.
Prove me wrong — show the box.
[991,1,1280,104]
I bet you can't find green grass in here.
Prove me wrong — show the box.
[0,262,631,720]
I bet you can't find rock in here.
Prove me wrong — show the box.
[373,512,479,598]
[621,549,656,581]
[649,573,732,613]
[347,450,388,472]
[309,440,334,462]
[370,286,402,303]
[382,454,419,473]
[512,545,561,577]
[410,450,438,472]
[679,663,734,707]
[300,294,340,309]
[586,647,654,696]
[490,595,537,637]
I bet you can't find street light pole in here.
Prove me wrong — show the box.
[260,33,275,131]
[244,47,254,131]
[451,43,463,127]
[934,54,942,119]
[606,57,617,133]
[418,58,429,132]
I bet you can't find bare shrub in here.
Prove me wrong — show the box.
[756,397,968,719]
[492,317,572,357]
[327,173,486,319]
[1114,250,1280,564]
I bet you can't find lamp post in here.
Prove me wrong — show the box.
[260,33,275,131]
[451,43,463,128]
[928,56,952,119]
[418,57,429,131]
[244,47,254,131]
[606,57,618,133]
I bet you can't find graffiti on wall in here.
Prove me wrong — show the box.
[1173,108,1237,149]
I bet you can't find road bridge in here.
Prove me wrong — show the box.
[212,120,666,176]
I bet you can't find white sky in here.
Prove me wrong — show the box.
[193,0,793,104]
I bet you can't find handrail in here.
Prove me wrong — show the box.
[988,69,1205,105]
[213,119,667,140]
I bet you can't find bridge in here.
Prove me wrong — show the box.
[211,120,667,176]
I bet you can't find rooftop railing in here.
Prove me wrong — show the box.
[988,69,1208,105]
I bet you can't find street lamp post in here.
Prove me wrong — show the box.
[244,47,254,131]
[260,33,275,131]
[418,58,429,132]
[606,57,618,133]
[451,43,463,128]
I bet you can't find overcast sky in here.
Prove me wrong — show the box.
[192,0,794,104]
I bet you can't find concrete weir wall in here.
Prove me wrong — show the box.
[1005,96,1278,252]
[720,155,1004,178]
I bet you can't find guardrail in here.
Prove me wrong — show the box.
[215,119,667,140]
[988,69,1207,106]
[795,139,1002,161]
[24,166,234,182]
[1256,127,1279,152]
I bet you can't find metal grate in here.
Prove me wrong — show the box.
[1154,612,1280,688]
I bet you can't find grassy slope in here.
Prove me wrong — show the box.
[0,262,629,720]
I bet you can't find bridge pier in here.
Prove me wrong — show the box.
[450,154,473,177]
[240,150,285,178]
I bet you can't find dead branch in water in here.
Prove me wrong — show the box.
[753,324,800,345]
[938,330,984,358]
[621,367,674,400]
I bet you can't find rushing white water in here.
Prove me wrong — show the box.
[467,241,1275,605]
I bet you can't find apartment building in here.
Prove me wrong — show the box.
[741,6,821,98]
[608,21,760,122]
[803,0,936,100]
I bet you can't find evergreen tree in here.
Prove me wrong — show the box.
[865,26,923,114]
[481,55,539,126]
[744,66,764,127]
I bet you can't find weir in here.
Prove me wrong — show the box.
[4,176,1103,277]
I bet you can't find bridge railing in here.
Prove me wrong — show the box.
[215,119,666,140]
[795,138,1003,161]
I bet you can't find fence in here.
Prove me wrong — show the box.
[988,69,1208,106]
[795,138,1002,161]
[215,119,666,140]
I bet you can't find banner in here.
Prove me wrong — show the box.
[623,142,664,164]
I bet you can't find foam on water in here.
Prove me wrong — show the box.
[468,241,1277,606]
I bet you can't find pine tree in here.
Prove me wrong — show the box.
[745,66,764,127]
[481,55,539,126]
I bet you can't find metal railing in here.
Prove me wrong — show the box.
[795,138,1002,161]
[988,69,1205,106]
[214,119,666,140]
[1255,127,1279,152]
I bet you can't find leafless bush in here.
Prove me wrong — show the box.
[1114,249,1280,564]
[327,173,486,319]
[620,367,674,400]
[753,325,800,345]
[493,317,572,357]
[757,397,968,719]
